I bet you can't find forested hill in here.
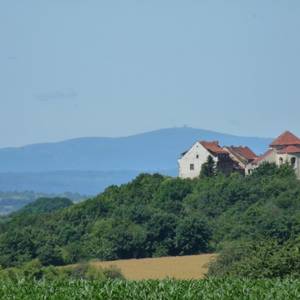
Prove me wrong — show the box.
[0,191,87,215]
[1,163,300,278]
[12,197,73,217]
[0,127,271,172]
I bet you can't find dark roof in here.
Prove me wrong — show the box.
[226,146,257,161]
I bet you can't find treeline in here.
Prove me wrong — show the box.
[11,197,73,216]
[0,163,300,278]
[0,191,87,215]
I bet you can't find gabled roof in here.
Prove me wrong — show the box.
[270,131,300,147]
[278,145,300,154]
[226,146,257,161]
[200,141,227,155]
[252,149,273,165]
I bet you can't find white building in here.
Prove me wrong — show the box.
[246,131,300,179]
[178,141,233,179]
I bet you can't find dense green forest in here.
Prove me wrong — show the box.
[0,163,299,278]
[12,197,73,217]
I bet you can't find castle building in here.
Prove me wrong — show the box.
[223,146,257,171]
[246,131,300,179]
[178,131,300,180]
[178,141,240,179]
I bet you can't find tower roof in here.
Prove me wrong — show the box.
[270,131,300,147]
[278,145,300,154]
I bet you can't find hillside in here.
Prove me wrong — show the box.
[1,163,300,279]
[13,197,73,216]
[0,170,142,195]
[0,191,87,215]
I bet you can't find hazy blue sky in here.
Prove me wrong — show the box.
[1,0,300,147]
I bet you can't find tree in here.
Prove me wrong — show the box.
[154,178,193,214]
[175,214,211,255]
[208,238,300,278]
[14,197,73,216]
[200,155,216,178]
[37,242,63,266]
[251,162,278,178]
[85,218,147,260]
[146,212,178,257]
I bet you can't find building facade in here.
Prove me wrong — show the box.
[178,141,237,179]
[246,131,300,179]
[224,146,257,171]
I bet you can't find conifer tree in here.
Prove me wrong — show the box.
[200,155,216,178]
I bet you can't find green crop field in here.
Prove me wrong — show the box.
[1,278,300,300]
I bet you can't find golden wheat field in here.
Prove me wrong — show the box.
[90,254,216,280]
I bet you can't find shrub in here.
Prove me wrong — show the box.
[103,265,124,280]
[208,238,300,278]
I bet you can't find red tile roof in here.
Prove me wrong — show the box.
[278,145,300,154]
[226,146,257,161]
[252,149,273,165]
[200,141,227,155]
[270,131,300,147]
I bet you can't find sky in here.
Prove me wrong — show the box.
[1,0,300,147]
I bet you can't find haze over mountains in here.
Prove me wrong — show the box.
[0,127,272,194]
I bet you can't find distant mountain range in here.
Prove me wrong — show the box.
[0,127,272,194]
[0,127,271,172]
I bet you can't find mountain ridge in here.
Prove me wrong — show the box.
[0,127,272,150]
[0,127,272,173]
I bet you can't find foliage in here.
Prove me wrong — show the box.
[0,278,300,300]
[175,214,211,255]
[208,238,300,278]
[0,261,123,282]
[200,155,215,178]
[0,191,87,216]
[13,197,73,216]
[0,173,212,268]
[0,163,300,279]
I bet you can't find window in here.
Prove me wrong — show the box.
[291,157,296,168]
[190,164,195,171]
[196,155,199,159]
[279,157,283,165]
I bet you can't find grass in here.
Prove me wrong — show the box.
[86,254,216,280]
[1,278,300,300]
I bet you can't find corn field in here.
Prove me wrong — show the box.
[0,278,300,300]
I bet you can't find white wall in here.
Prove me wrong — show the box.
[178,142,217,179]
[246,150,300,179]
[245,150,276,175]
[297,154,300,179]
[286,153,300,179]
